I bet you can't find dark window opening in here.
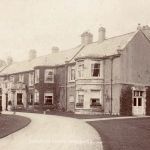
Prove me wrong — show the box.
[45,96,53,105]
[138,98,142,106]
[90,98,101,106]
[133,98,136,106]
[92,63,100,77]
[17,93,23,105]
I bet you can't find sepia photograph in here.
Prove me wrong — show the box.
[0,0,150,150]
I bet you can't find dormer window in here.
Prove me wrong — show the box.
[44,69,54,83]
[91,62,100,77]
[19,74,24,82]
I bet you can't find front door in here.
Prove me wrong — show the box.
[132,91,145,115]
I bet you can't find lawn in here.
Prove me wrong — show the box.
[88,118,150,150]
[0,114,31,138]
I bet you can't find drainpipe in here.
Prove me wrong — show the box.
[110,57,113,115]
[65,61,69,111]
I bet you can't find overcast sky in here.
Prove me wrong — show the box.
[0,0,150,61]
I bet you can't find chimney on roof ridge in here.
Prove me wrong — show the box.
[137,23,142,30]
[81,31,93,45]
[29,49,37,61]
[98,27,106,43]
[51,46,59,53]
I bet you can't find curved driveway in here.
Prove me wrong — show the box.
[0,112,103,150]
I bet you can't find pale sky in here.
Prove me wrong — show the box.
[0,0,150,61]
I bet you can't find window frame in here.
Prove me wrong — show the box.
[29,72,34,86]
[19,74,24,83]
[34,90,39,103]
[91,62,101,77]
[68,65,75,82]
[77,62,84,78]
[44,69,54,83]
[44,92,53,105]
[35,69,40,83]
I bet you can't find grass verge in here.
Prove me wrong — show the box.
[0,114,31,138]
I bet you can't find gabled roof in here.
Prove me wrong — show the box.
[0,45,83,75]
[75,32,136,59]
[0,28,150,75]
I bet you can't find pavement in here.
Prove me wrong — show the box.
[0,112,103,150]
[82,115,150,122]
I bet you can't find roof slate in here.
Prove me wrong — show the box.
[0,29,149,75]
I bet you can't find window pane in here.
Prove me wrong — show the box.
[138,98,142,106]
[92,63,100,77]
[133,98,136,106]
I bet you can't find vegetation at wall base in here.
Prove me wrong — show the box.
[120,85,132,116]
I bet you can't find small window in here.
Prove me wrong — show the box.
[90,99,101,106]
[29,72,34,86]
[34,90,39,103]
[19,74,24,82]
[91,63,100,77]
[44,93,53,105]
[45,69,54,83]
[76,91,84,107]
[133,98,136,106]
[10,75,15,82]
[138,98,142,106]
[78,63,84,78]
[35,69,40,83]
[68,66,75,81]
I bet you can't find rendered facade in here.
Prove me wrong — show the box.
[1,25,150,115]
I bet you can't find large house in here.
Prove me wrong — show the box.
[1,25,150,116]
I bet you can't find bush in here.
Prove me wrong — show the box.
[120,85,132,116]
[146,86,150,115]
[8,101,12,105]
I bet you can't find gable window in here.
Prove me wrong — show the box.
[45,69,54,83]
[76,91,84,108]
[29,72,34,86]
[78,62,84,78]
[19,74,24,82]
[35,69,39,83]
[68,66,75,81]
[91,63,100,77]
[44,93,53,105]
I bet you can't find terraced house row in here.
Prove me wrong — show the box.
[1,25,150,115]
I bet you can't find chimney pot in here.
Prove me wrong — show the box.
[81,31,93,45]
[98,27,106,43]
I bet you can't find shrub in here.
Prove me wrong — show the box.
[120,85,132,116]
[146,86,150,115]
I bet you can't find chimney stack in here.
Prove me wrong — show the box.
[81,31,93,45]
[29,49,37,61]
[51,46,59,53]
[98,27,106,43]
[137,23,142,30]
